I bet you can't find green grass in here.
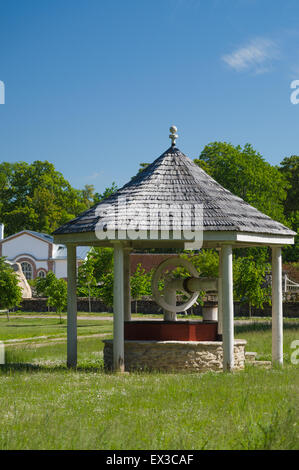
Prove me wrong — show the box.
[2,311,202,319]
[0,319,299,450]
[235,320,299,363]
[0,317,113,342]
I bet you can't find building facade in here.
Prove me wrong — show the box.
[0,228,90,280]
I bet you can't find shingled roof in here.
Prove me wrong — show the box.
[53,145,296,238]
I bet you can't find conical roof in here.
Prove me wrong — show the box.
[53,145,295,239]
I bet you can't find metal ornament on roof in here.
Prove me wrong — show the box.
[169,125,178,146]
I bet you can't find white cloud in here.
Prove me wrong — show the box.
[88,171,102,180]
[222,38,279,73]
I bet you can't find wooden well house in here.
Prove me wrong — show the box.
[53,127,296,372]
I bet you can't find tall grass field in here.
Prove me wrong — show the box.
[0,316,299,450]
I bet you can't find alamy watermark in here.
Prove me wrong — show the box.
[290,80,299,104]
[95,196,204,249]
[0,81,5,104]
[0,341,4,365]
[290,340,299,365]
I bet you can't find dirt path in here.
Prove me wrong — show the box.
[5,314,114,321]
[4,332,111,348]
[5,314,164,321]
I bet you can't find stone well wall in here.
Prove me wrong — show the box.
[103,339,247,372]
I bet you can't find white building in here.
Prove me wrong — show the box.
[0,225,90,280]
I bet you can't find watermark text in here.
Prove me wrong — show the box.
[0,81,4,104]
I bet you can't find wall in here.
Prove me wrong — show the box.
[130,253,178,273]
[103,339,247,372]
[2,233,49,260]
[54,259,68,279]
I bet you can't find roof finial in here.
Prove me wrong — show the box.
[169,125,178,147]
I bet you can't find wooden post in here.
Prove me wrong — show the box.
[113,243,125,372]
[218,248,223,337]
[272,246,283,365]
[67,244,77,368]
[124,247,131,322]
[221,245,234,371]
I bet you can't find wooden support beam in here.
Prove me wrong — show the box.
[272,246,283,365]
[123,247,131,321]
[67,244,77,368]
[113,243,125,372]
[221,245,234,371]
[218,248,223,336]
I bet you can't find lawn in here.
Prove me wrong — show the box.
[0,318,299,450]
[0,317,113,343]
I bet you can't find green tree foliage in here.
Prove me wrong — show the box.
[98,272,114,307]
[0,161,95,236]
[194,142,289,224]
[233,254,271,317]
[130,163,150,180]
[34,271,57,297]
[77,247,114,306]
[182,250,219,277]
[0,257,22,320]
[45,277,67,323]
[130,264,152,313]
[34,271,67,320]
[282,212,299,263]
[91,247,114,280]
[279,155,299,218]
[77,252,98,312]
[93,182,118,204]
[279,156,299,262]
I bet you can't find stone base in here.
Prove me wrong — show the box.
[103,339,247,373]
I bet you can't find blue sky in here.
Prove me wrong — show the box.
[1,0,299,192]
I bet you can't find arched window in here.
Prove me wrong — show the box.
[21,262,33,280]
[38,270,46,278]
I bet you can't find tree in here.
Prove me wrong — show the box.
[34,271,57,297]
[130,264,151,313]
[181,250,219,278]
[130,163,150,180]
[0,161,94,236]
[45,277,67,323]
[90,247,114,281]
[98,271,114,307]
[77,247,115,309]
[77,253,97,312]
[93,182,118,204]
[80,184,96,208]
[34,271,67,320]
[279,156,299,263]
[233,254,271,317]
[282,211,299,263]
[194,142,289,224]
[279,155,299,218]
[0,257,22,320]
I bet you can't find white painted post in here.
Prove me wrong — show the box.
[221,245,234,371]
[113,243,125,372]
[124,247,131,322]
[67,244,77,368]
[218,248,223,336]
[272,246,283,365]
